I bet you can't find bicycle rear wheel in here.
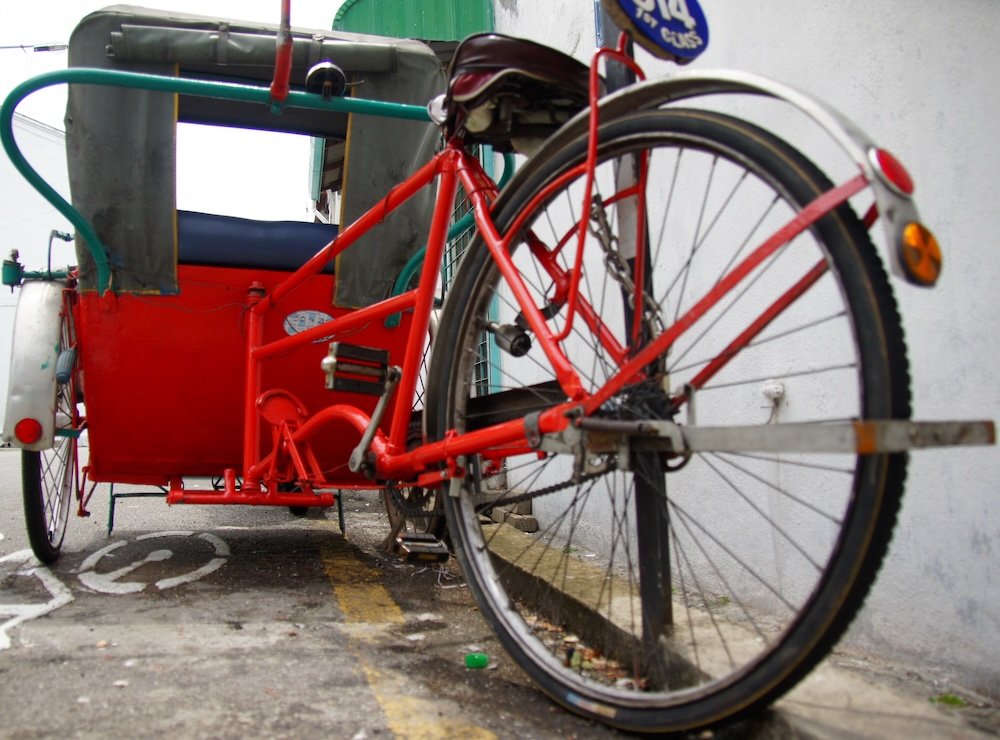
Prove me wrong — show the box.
[426,109,910,732]
[22,304,81,564]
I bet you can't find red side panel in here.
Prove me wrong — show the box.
[77,265,410,485]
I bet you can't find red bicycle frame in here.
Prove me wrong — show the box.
[181,35,880,502]
[217,139,592,498]
[219,140,867,501]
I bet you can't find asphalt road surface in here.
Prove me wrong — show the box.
[4,448,993,740]
[0,448,624,739]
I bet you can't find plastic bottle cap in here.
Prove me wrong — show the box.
[464,652,489,669]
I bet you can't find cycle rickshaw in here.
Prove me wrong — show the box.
[4,4,455,556]
[2,1,994,733]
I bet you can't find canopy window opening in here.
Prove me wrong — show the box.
[176,124,316,223]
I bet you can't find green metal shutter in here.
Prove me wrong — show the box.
[332,0,494,38]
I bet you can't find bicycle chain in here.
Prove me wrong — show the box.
[387,463,616,520]
[438,198,663,518]
[588,196,665,336]
[386,484,439,520]
[472,464,616,515]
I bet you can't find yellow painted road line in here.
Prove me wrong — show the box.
[359,661,497,740]
[320,538,496,740]
[321,540,404,625]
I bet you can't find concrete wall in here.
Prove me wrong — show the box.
[493,0,1000,695]
[0,115,71,433]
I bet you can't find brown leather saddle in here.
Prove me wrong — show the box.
[443,33,592,153]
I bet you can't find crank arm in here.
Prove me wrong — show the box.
[348,366,401,473]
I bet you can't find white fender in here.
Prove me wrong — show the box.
[509,70,929,286]
[619,71,925,285]
[2,280,66,450]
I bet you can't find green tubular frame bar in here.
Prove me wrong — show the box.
[0,67,431,296]
[2,263,69,287]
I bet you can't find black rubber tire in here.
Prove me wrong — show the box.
[426,109,910,733]
[22,435,77,564]
[22,449,70,564]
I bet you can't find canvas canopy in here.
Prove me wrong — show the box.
[66,5,444,303]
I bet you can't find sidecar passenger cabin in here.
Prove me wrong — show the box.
[66,5,445,306]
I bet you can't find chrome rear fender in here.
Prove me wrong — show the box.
[2,280,66,450]
[510,69,928,286]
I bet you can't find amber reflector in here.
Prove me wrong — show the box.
[901,222,942,286]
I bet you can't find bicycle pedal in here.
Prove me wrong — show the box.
[321,342,390,395]
[395,532,450,563]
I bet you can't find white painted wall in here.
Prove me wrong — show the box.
[494,0,1000,696]
[0,114,72,433]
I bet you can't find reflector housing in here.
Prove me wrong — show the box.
[901,222,942,286]
[14,417,43,445]
[870,148,915,196]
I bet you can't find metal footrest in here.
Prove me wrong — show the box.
[396,532,450,563]
[321,342,389,395]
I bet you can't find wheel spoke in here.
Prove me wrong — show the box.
[428,109,909,732]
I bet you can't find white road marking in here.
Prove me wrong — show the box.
[0,549,74,650]
[77,532,229,594]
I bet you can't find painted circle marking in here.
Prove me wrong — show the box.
[78,531,229,594]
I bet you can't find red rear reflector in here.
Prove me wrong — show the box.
[14,417,43,444]
[871,148,915,196]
